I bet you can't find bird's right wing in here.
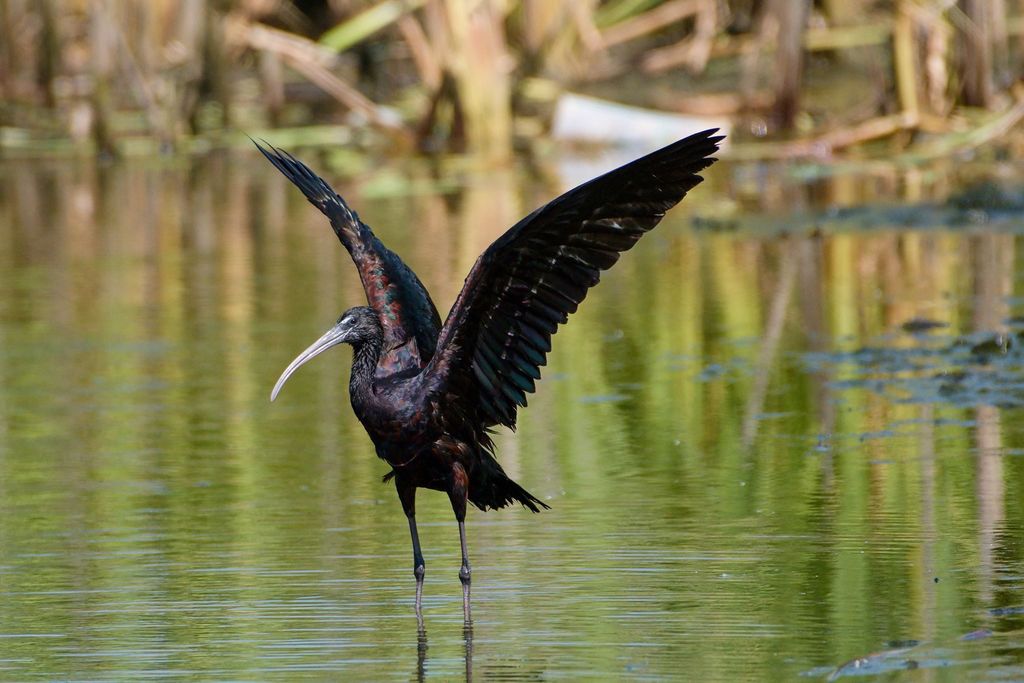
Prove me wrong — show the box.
[426,129,723,428]
[255,142,442,375]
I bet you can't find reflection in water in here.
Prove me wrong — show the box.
[416,615,428,681]
[972,232,1012,624]
[464,619,474,682]
[0,154,1023,680]
[741,240,797,445]
[412,615,473,682]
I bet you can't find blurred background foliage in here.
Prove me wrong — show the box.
[1,0,1024,160]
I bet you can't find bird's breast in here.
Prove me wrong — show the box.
[351,382,438,457]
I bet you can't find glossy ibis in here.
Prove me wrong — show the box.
[259,130,722,613]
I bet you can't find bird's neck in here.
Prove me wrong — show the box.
[348,335,383,395]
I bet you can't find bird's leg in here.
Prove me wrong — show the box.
[457,519,471,619]
[409,516,425,613]
[457,520,471,584]
[448,463,472,618]
[397,476,425,613]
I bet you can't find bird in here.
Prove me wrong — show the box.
[257,129,722,614]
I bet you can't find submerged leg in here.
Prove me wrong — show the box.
[448,463,472,618]
[397,476,425,613]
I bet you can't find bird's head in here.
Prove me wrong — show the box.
[270,306,381,402]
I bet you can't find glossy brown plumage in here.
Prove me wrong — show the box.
[258,130,723,614]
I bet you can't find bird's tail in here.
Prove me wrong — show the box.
[383,463,549,512]
[470,453,550,513]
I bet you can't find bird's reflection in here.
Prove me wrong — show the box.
[415,614,428,681]
[464,618,474,681]
[413,612,474,682]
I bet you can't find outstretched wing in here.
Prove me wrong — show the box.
[255,141,442,375]
[426,129,722,428]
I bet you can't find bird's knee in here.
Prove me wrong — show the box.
[414,564,425,582]
[459,564,471,584]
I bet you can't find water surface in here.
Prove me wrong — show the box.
[1,150,1023,680]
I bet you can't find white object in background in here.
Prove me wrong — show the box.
[551,93,729,188]
[552,92,730,147]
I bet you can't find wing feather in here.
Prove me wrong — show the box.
[254,140,442,375]
[426,129,723,427]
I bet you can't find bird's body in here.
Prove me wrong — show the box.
[339,311,541,512]
[259,130,722,613]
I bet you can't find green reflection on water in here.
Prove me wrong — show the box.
[0,153,1022,681]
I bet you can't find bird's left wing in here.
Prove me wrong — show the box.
[426,129,723,428]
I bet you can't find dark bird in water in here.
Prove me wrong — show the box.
[258,130,722,613]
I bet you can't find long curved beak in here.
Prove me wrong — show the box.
[270,324,348,402]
